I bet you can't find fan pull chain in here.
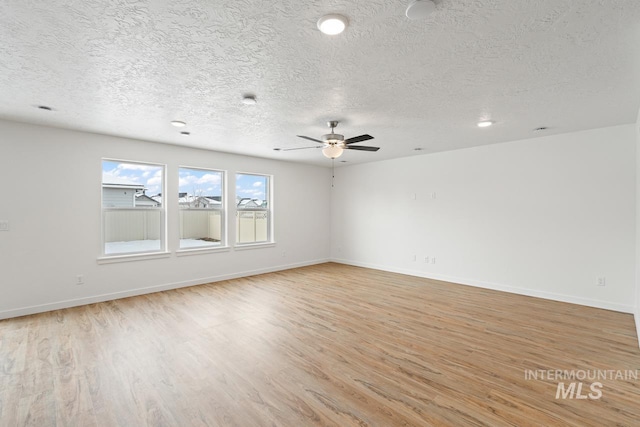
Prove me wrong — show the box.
[332,158,335,188]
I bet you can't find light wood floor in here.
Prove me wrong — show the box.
[1,263,639,426]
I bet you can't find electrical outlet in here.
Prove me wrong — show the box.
[431,257,436,264]
[76,275,84,285]
[431,192,436,199]
[424,256,429,264]
[596,277,606,287]
[281,251,286,258]
[412,254,416,262]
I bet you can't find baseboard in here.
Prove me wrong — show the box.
[331,258,635,314]
[0,258,329,320]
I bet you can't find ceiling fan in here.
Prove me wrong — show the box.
[280,121,380,159]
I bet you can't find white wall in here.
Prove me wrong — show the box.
[332,125,636,313]
[0,119,331,319]
[635,110,640,345]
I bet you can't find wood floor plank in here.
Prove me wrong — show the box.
[1,263,639,426]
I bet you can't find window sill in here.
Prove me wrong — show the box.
[97,251,171,264]
[233,242,276,251]
[176,246,231,256]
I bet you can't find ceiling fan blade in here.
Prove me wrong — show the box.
[281,145,323,151]
[344,134,374,144]
[344,145,380,152]
[297,135,324,143]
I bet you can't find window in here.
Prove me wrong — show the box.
[236,173,271,244]
[101,160,165,255]
[178,167,225,249]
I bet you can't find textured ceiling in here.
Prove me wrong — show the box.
[2,0,640,167]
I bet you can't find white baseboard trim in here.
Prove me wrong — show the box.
[331,258,635,314]
[0,258,329,320]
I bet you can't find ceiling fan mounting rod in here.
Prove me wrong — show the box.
[327,120,339,132]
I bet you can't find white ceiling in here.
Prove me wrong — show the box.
[2,0,640,167]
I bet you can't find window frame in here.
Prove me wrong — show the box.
[176,166,228,253]
[99,158,167,261]
[234,172,274,247]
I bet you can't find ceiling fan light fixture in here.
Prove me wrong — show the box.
[171,120,187,127]
[317,14,348,35]
[322,145,344,159]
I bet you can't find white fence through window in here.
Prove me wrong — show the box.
[236,211,268,243]
[180,210,222,242]
[104,209,161,242]
[104,209,267,247]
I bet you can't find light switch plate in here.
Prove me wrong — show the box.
[0,220,8,231]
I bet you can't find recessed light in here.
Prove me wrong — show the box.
[414,147,423,151]
[533,127,548,132]
[180,131,190,135]
[406,0,436,20]
[37,105,53,111]
[242,95,257,105]
[171,120,186,127]
[273,148,281,151]
[477,120,494,128]
[317,14,348,35]
[339,160,348,163]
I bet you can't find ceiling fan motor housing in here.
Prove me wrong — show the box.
[322,133,344,145]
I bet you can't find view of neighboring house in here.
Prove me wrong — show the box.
[103,185,264,210]
[143,193,223,209]
[178,193,222,209]
[102,182,161,208]
[102,183,146,207]
[236,197,267,209]
[135,193,160,207]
